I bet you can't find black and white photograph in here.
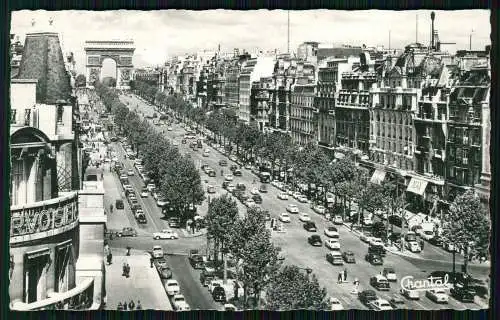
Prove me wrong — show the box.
[8,9,491,311]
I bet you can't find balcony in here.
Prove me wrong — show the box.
[10,191,79,244]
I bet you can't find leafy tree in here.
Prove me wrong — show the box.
[371,221,388,240]
[206,194,239,265]
[158,155,205,222]
[227,207,280,308]
[441,189,490,274]
[75,74,86,87]
[266,265,329,311]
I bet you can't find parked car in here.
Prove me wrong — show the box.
[303,222,317,232]
[428,236,444,247]
[450,287,475,303]
[326,251,344,265]
[152,245,164,258]
[406,241,422,253]
[233,169,242,177]
[154,257,168,269]
[308,235,322,246]
[224,174,234,181]
[421,230,435,241]
[115,199,124,209]
[116,227,137,237]
[342,251,356,263]
[252,194,263,204]
[365,253,383,265]
[171,294,190,311]
[207,185,216,194]
[312,204,326,215]
[219,160,227,166]
[165,279,180,296]
[333,215,343,225]
[259,184,268,193]
[426,288,449,303]
[250,187,259,195]
[297,195,308,203]
[153,229,179,240]
[370,275,390,291]
[158,266,173,279]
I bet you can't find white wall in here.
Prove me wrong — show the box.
[10,81,37,125]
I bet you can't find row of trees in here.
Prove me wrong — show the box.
[206,195,328,310]
[129,80,490,272]
[94,81,205,222]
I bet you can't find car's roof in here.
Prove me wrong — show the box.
[153,245,163,249]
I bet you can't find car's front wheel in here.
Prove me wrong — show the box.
[117,233,122,237]
[154,236,160,240]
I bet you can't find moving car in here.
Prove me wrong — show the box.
[426,288,449,303]
[406,241,422,253]
[303,222,317,232]
[158,266,173,279]
[286,204,299,214]
[400,286,421,300]
[327,252,344,265]
[428,236,444,247]
[245,199,257,208]
[421,230,435,241]
[279,212,291,223]
[382,267,397,282]
[116,227,137,237]
[219,160,227,166]
[329,297,344,310]
[188,252,205,269]
[308,235,322,246]
[389,295,406,309]
[147,183,156,192]
[370,275,390,291]
[227,184,235,192]
[277,192,289,200]
[140,188,149,198]
[342,251,356,263]
[212,286,226,302]
[324,238,341,250]
[250,187,259,195]
[369,237,384,247]
[152,245,164,258]
[165,279,180,296]
[365,253,383,265]
[203,151,210,157]
[369,298,393,311]
[358,290,378,306]
[258,184,268,193]
[297,195,308,203]
[252,194,263,204]
[324,226,340,238]
[224,174,234,181]
[233,169,242,177]
[127,169,134,176]
[299,212,311,222]
[156,197,168,207]
[207,185,216,194]
[172,295,190,311]
[153,229,179,240]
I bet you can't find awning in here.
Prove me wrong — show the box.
[406,177,428,196]
[370,169,386,185]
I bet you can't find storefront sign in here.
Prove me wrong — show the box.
[10,195,78,237]
[400,274,449,292]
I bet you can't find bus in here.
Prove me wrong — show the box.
[259,172,271,183]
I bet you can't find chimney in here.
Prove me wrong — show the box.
[431,11,435,50]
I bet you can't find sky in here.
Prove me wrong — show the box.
[11,10,491,74]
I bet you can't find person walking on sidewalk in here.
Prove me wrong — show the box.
[117,302,123,311]
[122,301,127,311]
[136,300,142,310]
[128,300,135,310]
[343,268,348,282]
[110,204,113,214]
[337,273,343,284]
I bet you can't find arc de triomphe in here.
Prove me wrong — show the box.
[84,40,135,89]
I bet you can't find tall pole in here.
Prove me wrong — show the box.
[389,30,391,50]
[287,10,290,54]
[416,14,418,43]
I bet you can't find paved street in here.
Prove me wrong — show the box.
[117,93,489,310]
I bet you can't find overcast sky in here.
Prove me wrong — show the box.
[11,10,490,74]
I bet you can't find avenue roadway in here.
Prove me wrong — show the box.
[107,93,488,310]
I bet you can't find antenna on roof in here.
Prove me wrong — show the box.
[416,14,418,43]
[287,10,290,54]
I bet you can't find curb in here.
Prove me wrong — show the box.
[181,228,208,238]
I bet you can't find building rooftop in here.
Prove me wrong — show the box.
[16,32,72,105]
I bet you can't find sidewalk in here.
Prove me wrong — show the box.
[104,252,172,310]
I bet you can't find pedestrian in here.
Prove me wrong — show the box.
[101,172,104,180]
[136,300,142,310]
[126,263,131,277]
[117,302,123,311]
[420,239,425,250]
[110,204,113,214]
[338,273,343,284]
[150,257,154,268]
[122,262,127,276]
[123,301,128,311]
[128,300,135,310]
[344,268,347,282]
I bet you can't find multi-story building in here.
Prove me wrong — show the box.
[134,67,166,92]
[9,24,105,310]
[238,56,275,123]
[446,62,490,204]
[297,41,319,62]
[290,61,317,146]
[196,66,209,109]
[315,57,357,155]
[178,56,198,100]
[269,54,296,133]
[10,34,24,78]
[250,77,273,132]
[335,52,378,158]
[224,53,251,111]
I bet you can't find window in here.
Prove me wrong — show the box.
[55,241,74,293]
[24,109,31,126]
[57,105,64,123]
[24,249,50,303]
[11,109,17,123]
[11,158,25,206]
